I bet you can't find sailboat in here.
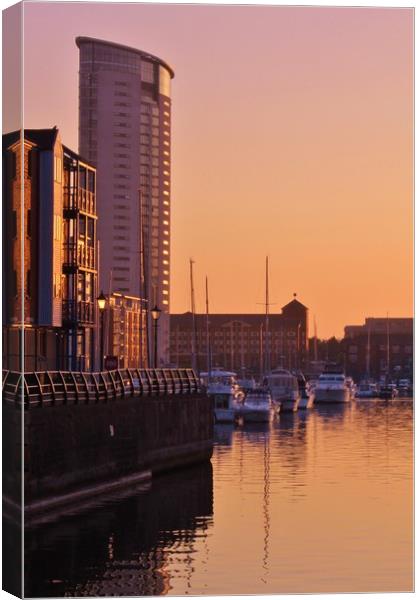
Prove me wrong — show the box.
[377,313,398,399]
[356,320,377,399]
[261,258,300,412]
[200,277,242,423]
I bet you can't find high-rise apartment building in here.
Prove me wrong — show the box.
[76,37,174,367]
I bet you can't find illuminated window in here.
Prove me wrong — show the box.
[162,300,169,305]
[163,280,169,285]
[163,250,169,255]
[163,260,169,265]
[163,290,169,295]
[163,220,169,226]
[163,190,169,196]
[163,240,169,245]
[163,151,170,157]
[163,200,169,206]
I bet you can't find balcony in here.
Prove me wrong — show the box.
[63,243,96,271]
[62,300,95,325]
[64,188,96,215]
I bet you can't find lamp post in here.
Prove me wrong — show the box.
[97,291,106,371]
[151,304,161,368]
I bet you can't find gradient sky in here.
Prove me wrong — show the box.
[18,2,413,338]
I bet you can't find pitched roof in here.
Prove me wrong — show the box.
[3,127,59,151]
[281,298,308,312]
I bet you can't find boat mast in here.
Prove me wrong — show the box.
[189,258,198,372]
[264,256,270,375]
[386,311,390,380]
[313,314,318,362]
[366,319,371,380]
[205,276,212,379]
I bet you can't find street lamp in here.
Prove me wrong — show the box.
[151,304,161,368]
[97,291,106,371]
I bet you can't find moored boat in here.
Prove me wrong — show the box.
[293,371,314,409]
[239,388,274,423]
[355,381,378,399]
[377,383,398,400]
[314,364,351,404]
[264,367,300,412]
[201,369,244,423]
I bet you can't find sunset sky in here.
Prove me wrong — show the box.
[16,3,413,338]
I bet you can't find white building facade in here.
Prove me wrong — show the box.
[77,37,174,366]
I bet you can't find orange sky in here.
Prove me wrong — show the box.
[14,3,413,338]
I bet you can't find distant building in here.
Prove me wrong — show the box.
[76,36,175,367]
[343,317,413,381]
[105,292,147,368]
[170,297,308,376]
[3,128,98,371]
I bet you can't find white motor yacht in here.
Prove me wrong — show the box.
[239,388,274,423]
[200,369,244,423]
[264,367,300,412]
[355,381,378,399]
[314,365,351,404]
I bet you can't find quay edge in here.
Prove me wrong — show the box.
[3,369,214,515]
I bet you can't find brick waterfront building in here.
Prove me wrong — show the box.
[3,128,98,371]
[343,317,413,382]
[104,292,147,369]
[170,297,308,377]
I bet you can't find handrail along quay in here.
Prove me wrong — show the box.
[2,368,201,407]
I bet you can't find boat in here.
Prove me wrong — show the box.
[201,368,244,423]
[238,377,257,393]
[355,381,378,398]
[239,388,274,423]
[397,379,412,397]
[377,383,398,400]
[264,367,300,412]
[293,371,314,409]
[345,377,357,400]
[314,364,351,404]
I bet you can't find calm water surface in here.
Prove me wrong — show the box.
[26,400,413,596]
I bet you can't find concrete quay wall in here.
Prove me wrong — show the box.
[5,392,214,509]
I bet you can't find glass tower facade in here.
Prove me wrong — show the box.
[76,37,174,366]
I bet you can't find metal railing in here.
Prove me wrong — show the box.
[64,188,96,215]
[63,243,96,270]
[2,368,201,407]
[62,299,95,324]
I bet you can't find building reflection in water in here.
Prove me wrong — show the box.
[25,463,213,597]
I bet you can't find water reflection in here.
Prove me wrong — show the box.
[25,403,412,595]
[25,463,213,597]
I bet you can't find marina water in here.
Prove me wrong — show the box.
[26,400,413,596]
